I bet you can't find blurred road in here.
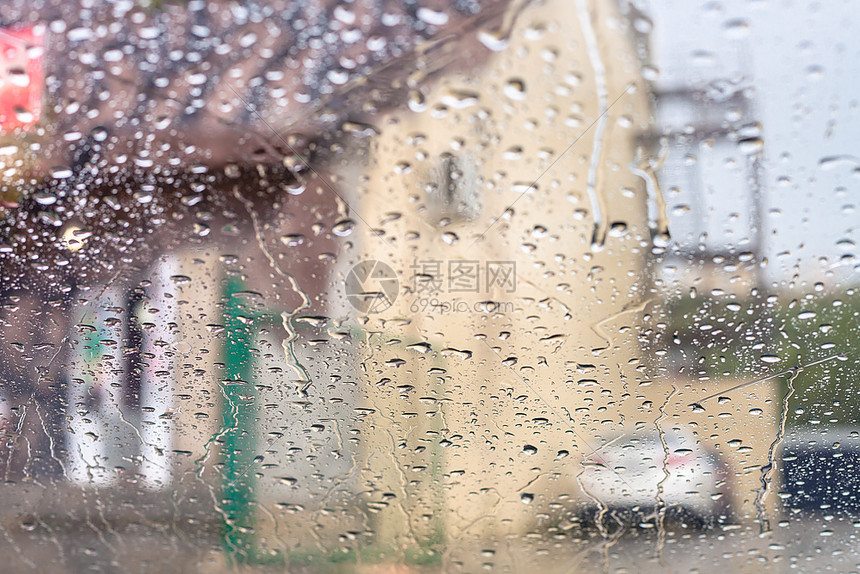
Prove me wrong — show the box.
[2,488,857,574]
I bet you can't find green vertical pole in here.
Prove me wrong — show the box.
[220,276,258,564]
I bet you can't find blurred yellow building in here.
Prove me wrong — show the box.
[333,0,780,552]
[339,0,653,545]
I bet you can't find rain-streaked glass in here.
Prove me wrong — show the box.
[0,0,857,572]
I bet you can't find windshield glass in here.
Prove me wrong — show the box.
[0,1,857,572]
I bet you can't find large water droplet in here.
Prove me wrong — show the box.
[333,219,356,237]
[503,79,527,101]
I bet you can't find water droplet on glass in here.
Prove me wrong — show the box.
[15,108,34,124]
[408,90,427,113]
[723,18,750,39]
[738,137,764,155]
[440,89,480,109]
[478,29,509,51]
[441,231,458,245]
[407,342,432,354]
[503,146,523,160]
[503,79,527,101]
[33,192,57,206]
[280,234,306,247]
[416,7,449,26]
[333,219,356,237]
[50,166,73,179]
[342,121,379,137]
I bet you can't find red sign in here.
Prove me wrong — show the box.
[0,26,44,131]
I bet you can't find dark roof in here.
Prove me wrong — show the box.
[8,0,511,171]
[0,0,513,287]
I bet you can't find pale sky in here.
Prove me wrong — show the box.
[642,0,859,289]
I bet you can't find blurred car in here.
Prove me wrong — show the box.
[781,428,860,514]
[579,430,731,528]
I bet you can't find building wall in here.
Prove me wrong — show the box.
[342,0,654,543]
